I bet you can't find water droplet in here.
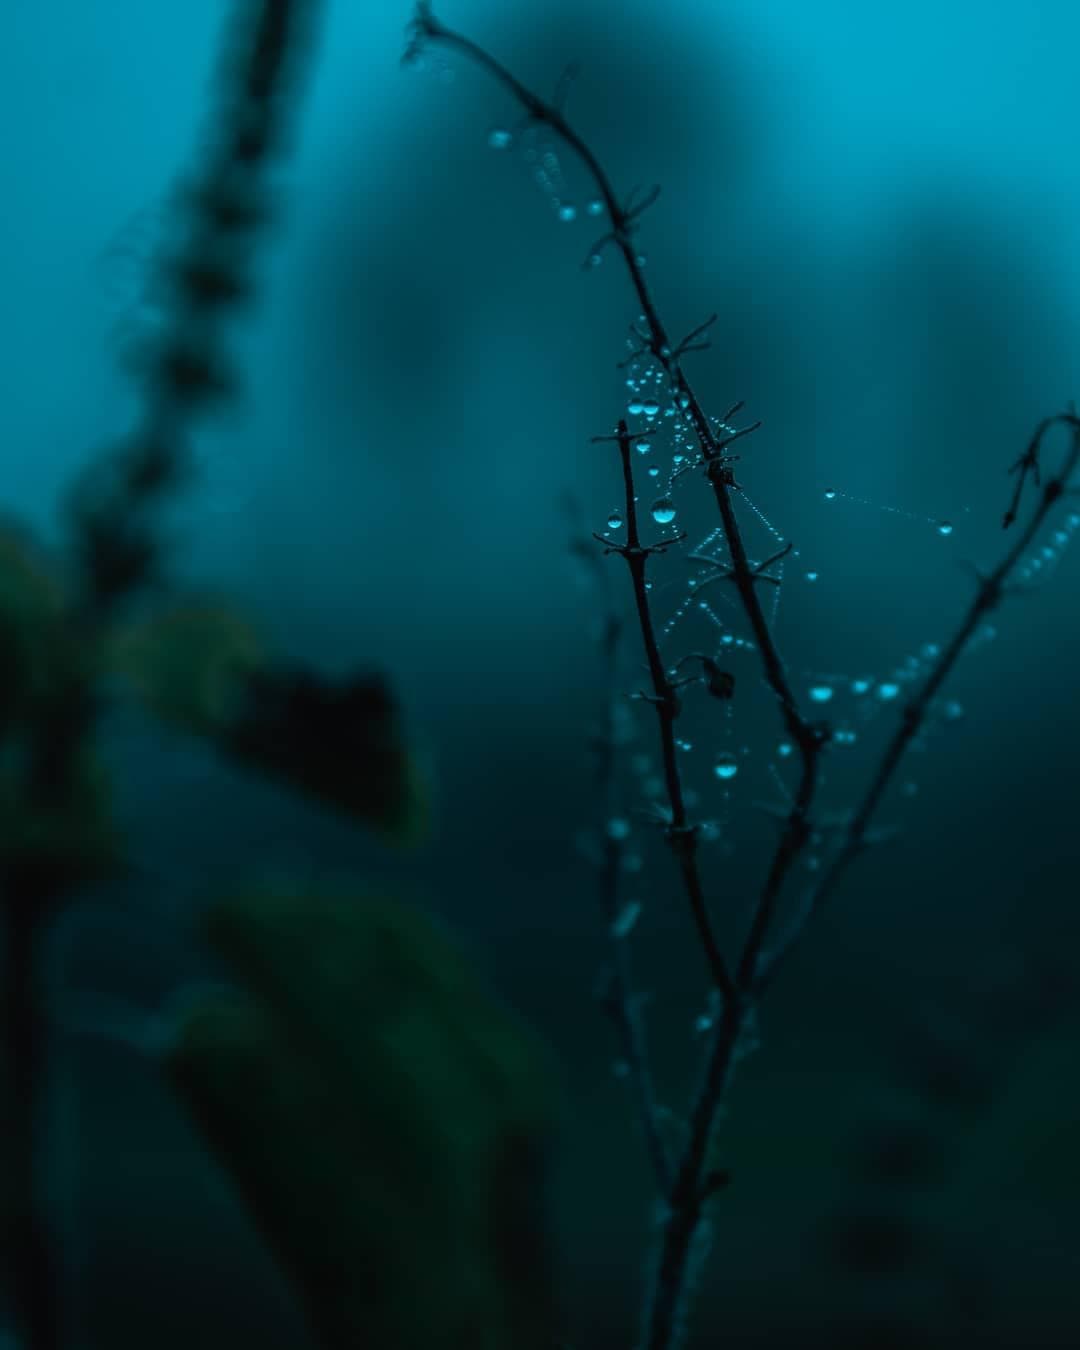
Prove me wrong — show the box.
[694,1014,714,1034]
[642,401,660,418]
[587,198,604,216]
[607,817,631,840]
[824,488,837,501]
[944,699,964,720]
[644,580,653,591]
[607,511,624,531]
[557,203,577,222]
[651,497,676,524]
[488,128,513,149]
[937,520,953,536]
[834,728,857,745]
[635,253,648,266]
[805,571,818,582]
[809,684,834,703]
[647,465,660,477]
[777,742,793,757]
[628,400,645,415]
[852,678,872,695]
[586,252,603,269]
[713,752,738,781]
[877,682,900,700]
[635,439,651,454]
[612,900,641,938]
[678,394,690,410]
[1067,512,1080,529]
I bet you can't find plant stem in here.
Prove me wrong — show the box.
[593,423,735,1003]
[758,412,1080,992]
[3,890,59,1350]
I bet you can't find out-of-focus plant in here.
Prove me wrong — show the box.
[0,4,438,1348]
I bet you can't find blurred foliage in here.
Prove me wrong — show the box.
[166,885,563,1350]
[106,600,428,844]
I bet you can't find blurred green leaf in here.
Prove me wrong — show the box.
[166,887,562,1350]
[107,605,427,845]
[105,600,264,738]
[224,667,428,846]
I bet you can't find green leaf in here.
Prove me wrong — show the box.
[107,605,427,845]
[105,600,264,738]
[223,666,428,845]
[165,887,563,1350]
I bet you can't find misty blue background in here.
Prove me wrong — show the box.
[3,2,1079,1347]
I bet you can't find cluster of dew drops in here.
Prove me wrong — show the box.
[599,344,720,538]
[599,404,1080,857]
[487,123,646,267]
[485,113,1080,868]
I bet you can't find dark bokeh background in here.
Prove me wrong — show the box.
[3,1,1079,1347]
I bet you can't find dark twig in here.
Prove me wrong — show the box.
[412,15,829,951]
[672,312,718,361]
[403,12,1080,1350]
[594,422,736,1005]
[758,411,1080,992]
[563,491,675,1200]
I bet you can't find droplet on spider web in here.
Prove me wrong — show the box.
[877,682,900,701]
[809,684,834,703]
[607,511,624,531]
[823,488,838,501]
[936,520,954,536]
[635,439,651,454]
[556,203,577,222]
[651,497,676,524]
[713,751,738,781]
[612,901,641,938]
[628,400,645,416]
[642,401,660,419]
[647,465,660,478]
[587,198,604,216]
[487,128,513,149]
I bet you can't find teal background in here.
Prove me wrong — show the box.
[3,2,1079,1346]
